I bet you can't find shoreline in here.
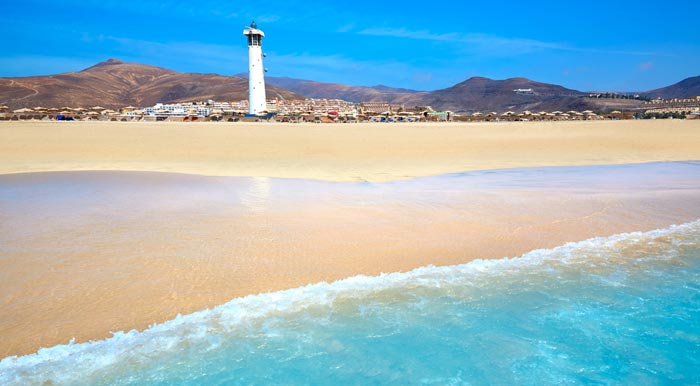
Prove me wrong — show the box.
[2,120,700,357]
[4,218,699,366]
[3,162,700,358]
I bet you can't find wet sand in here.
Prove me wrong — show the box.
[2,163,700,357]
[2,120,700,357]
[1,120,699,181]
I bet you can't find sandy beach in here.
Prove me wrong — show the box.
[1,120,700,358]
[1,120,699,181]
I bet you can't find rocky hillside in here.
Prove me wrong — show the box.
[0,59,303,109]
[642,76,700,99]
[242,74,427,104]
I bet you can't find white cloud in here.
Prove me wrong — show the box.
[357,26,658,57]
[358,27,462,42]
[336,24,355,33]
[358,27,566,55]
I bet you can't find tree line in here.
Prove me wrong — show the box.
[588,93,651,101]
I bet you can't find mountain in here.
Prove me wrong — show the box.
[0,59,303,109]
[2,59,692,112]
[412,77,592,112]
[641,76,700,99]
[238,74,427,104]
[250,74,643,112]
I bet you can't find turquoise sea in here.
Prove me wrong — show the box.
[1,163,700,385]
[1,221,699,385]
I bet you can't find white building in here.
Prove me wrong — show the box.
[243,21,267,115]
[141,103,210,117]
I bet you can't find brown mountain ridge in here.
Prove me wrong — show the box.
[237,74,429,104]
[641,76,700,100]
[2,59,696,112]
[413,77,590,113]
[0,59,303,109]
[258,75,649,112]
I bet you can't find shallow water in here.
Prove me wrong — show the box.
[2,220,699,385]
[1,162,700,383]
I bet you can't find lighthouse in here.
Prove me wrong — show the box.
[243,21,267,116]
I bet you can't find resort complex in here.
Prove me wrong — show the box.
[643,96,700,115]
[3,94,699,122]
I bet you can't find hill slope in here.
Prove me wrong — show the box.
[261,75,644,112]
[410,77,591,112]
[240,74,428,104]
[642,76,700,99]
[3,59,692,112]
[0,59,303,109]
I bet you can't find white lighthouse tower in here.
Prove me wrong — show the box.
[243,21,267,116]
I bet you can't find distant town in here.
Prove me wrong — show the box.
[2,95,699,122]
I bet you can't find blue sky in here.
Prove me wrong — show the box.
[2,0,698,91]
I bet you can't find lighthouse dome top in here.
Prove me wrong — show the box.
[243,20,265,37]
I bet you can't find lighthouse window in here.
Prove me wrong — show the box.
[248,35,261,46]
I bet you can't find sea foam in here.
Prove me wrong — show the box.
[1,220,699,385]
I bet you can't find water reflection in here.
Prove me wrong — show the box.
[240,177,271,213]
